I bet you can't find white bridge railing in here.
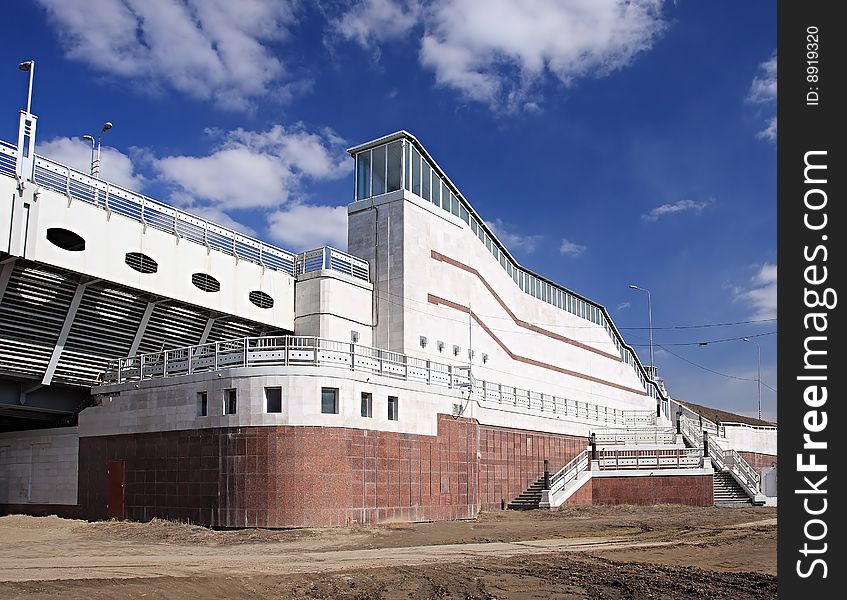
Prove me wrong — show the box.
[101,335,655,427]
[0,145,369,283]
[597,447,703,470]
[0,140,16,176]
[594,427,677,445]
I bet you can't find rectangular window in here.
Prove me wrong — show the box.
[450,192,461,217]
[460,203,470,224]
[361,392,373,418]
[441,180,450,211]
[411,147,422,195]
[431,173,441,206]
[372,144,387,196]
[196,391,208,417]
[386,141,402,192]
[388,396,399,421]
[356,150,371,200]
[403,143,412,192]
[265,386,282,413]
[223,388,237,415]
[321,387,339,414]
[421,160,431,201]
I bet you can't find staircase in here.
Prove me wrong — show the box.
[714,471,753,507]
[507,477,546,510]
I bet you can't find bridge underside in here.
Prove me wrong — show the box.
[0,255,286,428]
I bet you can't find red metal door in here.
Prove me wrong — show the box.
[106,460,125,519]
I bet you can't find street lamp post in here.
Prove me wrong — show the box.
[83,135,96,176]
[83,122,113,178]
[743,337,762,421]
[628,284,654,375]
[699,338,763,421]
[18,60,34,114]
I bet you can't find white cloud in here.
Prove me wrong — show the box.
[36,0,298,110]
[486,218,542,254]
[748,53,776,104]
[756,116,777,142]
[36,137,146,190]
[155,124,350,210]
[419,0,667,110]
[617,301,631,311]
[187,206,258,237]
[330,0,421,46]
[559,238,587,257]
[748,52,776,143]
[267,203,348,251]
[735,263,777,320]
[642,198,713,222]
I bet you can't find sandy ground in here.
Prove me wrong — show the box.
[0,505,776,599]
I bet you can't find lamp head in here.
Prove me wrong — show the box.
[82,135,94,142]
[18,60,33,72]
[102,121,113,132]
[628,284,639,290]
[743,337,751,342]
[698,342,708,347]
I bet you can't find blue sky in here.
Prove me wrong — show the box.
[2,1,776,420]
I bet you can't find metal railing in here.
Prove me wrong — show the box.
[594,427,677,445]
[0,144,370,283]
[294,247,370,281]
[0,140,16,176]
[101,335,656,427]
[679,415,762,497]
[679,414,704,448]
[706,432,761,497]
[597,447,703,470]
[721,421,777,431]
[103,335,469,389]
[549,449,590,496]
[468,380,655,426]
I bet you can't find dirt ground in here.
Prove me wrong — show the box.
[0,505,776,599]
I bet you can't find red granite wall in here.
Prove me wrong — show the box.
[591,475,713,506]
[561,477,593,506]
[739,451,777,470]
[78,416,588,528]
[478,424,587,510]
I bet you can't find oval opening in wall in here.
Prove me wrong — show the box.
[248,290,274,309]
[191,273,220,293]
[46,228,86,251]
[125,252,158,274]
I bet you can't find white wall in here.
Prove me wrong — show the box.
[294,270,374,346]
[0,427,79,505]
[1,176,294,330]
[723,425,777,456]
[348,191,654,416]
[85,367,610,439]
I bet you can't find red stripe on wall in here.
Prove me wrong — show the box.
[431,250,622,362]
[427,294,648,397]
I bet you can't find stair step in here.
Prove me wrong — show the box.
[713,471,753,507]
[507,476,546,510]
